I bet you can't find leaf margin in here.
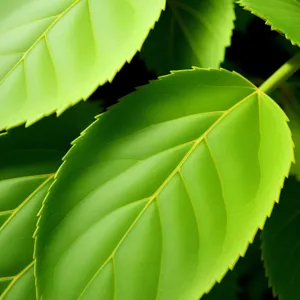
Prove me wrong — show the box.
[33,67,294,299]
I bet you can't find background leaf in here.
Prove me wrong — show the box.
[202,269,239,300]
[0,102,99,299]
[141,0,235,75]
[235,234,270,300]
[233,4,254,34]
[283,97,300,180]
[0,0,165,130]
[270,82,300,179]
[237,0,300,46]
[262,176,300,300]
[35,69,293,300]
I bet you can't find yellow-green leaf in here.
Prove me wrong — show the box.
[35,69,293,300]
[0,102,99,299]
[0,0,165,130]
[238,0,300,46]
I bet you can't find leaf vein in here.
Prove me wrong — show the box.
[0,0,82,88]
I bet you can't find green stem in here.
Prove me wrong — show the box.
[259,51,300,94]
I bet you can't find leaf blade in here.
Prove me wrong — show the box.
[237,0,300,46]
[0,0,165,130]
[141,0,235,74]
[1,263,35,300]
[0,102,99,299]
[35,69,293,300]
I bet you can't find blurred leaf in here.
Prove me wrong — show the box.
[0,101,99,299]
[141,0,235,75]
[235,234,270,300]
[0,0,165,130]
[262,177,300,299]
[271,82,300,179]
[202,269,238,300]
[234,4,254,33]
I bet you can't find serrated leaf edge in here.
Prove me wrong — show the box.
[2,1,166,132]
[236,1,300,47]
[33,68,293,300]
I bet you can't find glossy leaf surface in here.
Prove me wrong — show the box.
[238,0,300,46]
[35,69,293,300]
[0,102,99,299]
[262,177,300,300]
[0,0,165,130]
[141,0,235,75]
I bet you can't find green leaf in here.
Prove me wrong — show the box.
[237,0,300,46]
[262,176,300,300]
[0,102,99,299]
[35,69,293,300]
[1,263,35,300]
[234,4,254,34]
[270,82,300,179]
[0,279,12,294]
[141,0,235,75]
[0,0,165,130]
[284,104,300,180]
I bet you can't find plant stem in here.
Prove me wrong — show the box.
[259,51,300,94]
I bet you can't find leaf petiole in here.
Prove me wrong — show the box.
[259,51,300,94]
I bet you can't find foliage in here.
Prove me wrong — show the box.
[1,0,300,299]
[262,176,300,300]
[238,0,300,46]
[0,0,164,130]
[141,0,235,74]
[0,102,99,298]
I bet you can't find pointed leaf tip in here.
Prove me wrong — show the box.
[35,69,293,300]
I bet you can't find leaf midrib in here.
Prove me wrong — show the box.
[0,0,81,87]
[77,89,259,297]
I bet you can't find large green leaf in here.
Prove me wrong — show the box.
[0,0,165,131]
[0,102,99,299]
[141,0,235,75]
[35,69,293,300]
[237,0,300,46]
[262,176,300,300]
